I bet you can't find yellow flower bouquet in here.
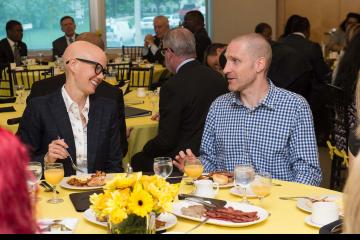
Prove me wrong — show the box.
[89,172,179,234]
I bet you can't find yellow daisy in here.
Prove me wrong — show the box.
[128,188,153,217]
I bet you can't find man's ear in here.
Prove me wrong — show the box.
[255,57,266,73]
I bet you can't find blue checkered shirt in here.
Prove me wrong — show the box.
[200,81,322,186]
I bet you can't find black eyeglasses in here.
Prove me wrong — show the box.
[65,58,107,75]
[160,48,173,56]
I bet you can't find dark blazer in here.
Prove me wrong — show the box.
[26,74,128,157]
[194,28,211,63]
[143,36,164,65]
[143,60,228,158]
[18,89,123,176]
[52,34,79,60]
[0,38,27,64]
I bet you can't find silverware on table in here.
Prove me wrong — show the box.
[330,222,342,234]
[57,136,84,173]
[178,194,227,209]
[41,181,59,194]
[185,217,210,234]
[279,196,327,203]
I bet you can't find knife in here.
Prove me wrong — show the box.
[41,180,59,194]
[178,194,227,208]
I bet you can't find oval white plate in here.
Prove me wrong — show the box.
[59,174,113,190]
[304,216,324,228]
[297,195,342,213]
[172,200,268,227]
[229,186,257,198]
[83,209,177,231]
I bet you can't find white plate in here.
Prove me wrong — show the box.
[59,174,112,190]
[229,187,257,198]
[200,173,234,188]
[83,209,177,231]
[296,195,342,213]
[172,200,268,227]
[304,216,323,228]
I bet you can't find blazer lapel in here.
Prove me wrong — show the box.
[87,95,102,173]
[48,90,76,165]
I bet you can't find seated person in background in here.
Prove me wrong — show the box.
[255,22,273,42]
[203,43,227,76]
[142,15,170,65]
[18,41,123,177]
[131,28,228,172]
[326,12,360,53]
[26,32,128,157]
[182,10,211,63]
[52,16,78,60]
[0,20,27,66]
[0,128,38,233]
[174,33,322,186]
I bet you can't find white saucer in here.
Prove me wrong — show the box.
[304,216,325,228]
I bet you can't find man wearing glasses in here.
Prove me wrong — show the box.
[18,41,123,176]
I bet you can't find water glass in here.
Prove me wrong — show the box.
[21,56,28,66]
[44,163,64,204]
[251,172,272,206]
[234,164,255,204]
[27,162,43,200]
[38,52,43,65]
[15,85,25,104]
[148,91,159,113]
[153,157,173,179]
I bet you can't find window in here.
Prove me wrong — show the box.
[0,0,90,50]
[105,0,207,48]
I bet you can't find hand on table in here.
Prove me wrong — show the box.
[45,138,69,163]
[173,149,197,172]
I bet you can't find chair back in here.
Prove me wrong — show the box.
[0,63,15,97]
[11,67,54,90]
[107,62,131,84]
[122,46,144,61]
[129,66,154,89]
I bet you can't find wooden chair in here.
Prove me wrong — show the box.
[129,66,154,89]
[11,67,54,90]
[0,63,15,97]
[122,46,144,61]
[106,62,131,85]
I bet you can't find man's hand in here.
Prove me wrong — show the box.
[45,138,69,163]
[144,34,155,46]
[173,149,196,172]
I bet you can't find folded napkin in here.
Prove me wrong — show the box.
[38,218,78,234]
[0,106,16,113]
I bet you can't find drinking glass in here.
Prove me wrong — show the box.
[251,172,272,206]
[15,85,25,104]
[184,157,204,192]
[148,91,159,114]
[38,52,43,65]
[27,162,43,200]
[44,163,64,204]
[153,157,173,179]
[234,164,255,204]
[21,56,28,66]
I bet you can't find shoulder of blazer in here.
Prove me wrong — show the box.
[53,36,66,45]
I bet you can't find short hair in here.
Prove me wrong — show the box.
[282,14,302,37]
[290,16,310,34]
[163,28,196,58]
[255,23,272,34]
[185,10,205,26]
[204,43,227,56]
[76,32,105,50]
[6,20,22,32]
[60,16,75,25]
[340,12,360,31]
[154,15,169,25]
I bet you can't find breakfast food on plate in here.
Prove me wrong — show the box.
[212,173,229,185]
[181,205,207,218]
[67,171,107,187]
[156,219,166,229]
[205,207,259,223]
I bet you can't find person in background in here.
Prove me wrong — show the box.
[326,12,360,53]
[142,15,170,65]
[182,10,211,63]
[18,41,123,177]
[255,22,273,42]
[0,128,38,234]
[131,28,228,172]
[203,43,227,76]
[174,33,322,186]
[0,20,27,66]
[52,16,78,60]
[27,32,128,158]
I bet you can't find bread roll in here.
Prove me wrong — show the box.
[212,173,229,185]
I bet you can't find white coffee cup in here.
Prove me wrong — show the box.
[136,87,146,98]
[311,202,339,225]
[194,179,219,198]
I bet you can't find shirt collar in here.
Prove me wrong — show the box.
[292,32,306,38]
[61,85,90,114]
[176,58,196,73]
[7,38,15,48]
[231,79,276,111]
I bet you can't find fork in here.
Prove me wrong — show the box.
[279,196,327,203]
[57,136,85,173]
[185,217,210,234]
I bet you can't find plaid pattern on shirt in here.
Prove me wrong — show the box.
[200,81,322,186]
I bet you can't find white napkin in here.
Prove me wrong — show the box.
[38,218,78,234]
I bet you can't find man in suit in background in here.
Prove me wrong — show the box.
[52,16,78,60]
[142,15,170,65]
[27,32,128,158]
[131,28,228,172]
[18,41,123,177]
[182,10,211,63]
[0,20,27,66]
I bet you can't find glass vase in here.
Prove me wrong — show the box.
[108,212,156,234]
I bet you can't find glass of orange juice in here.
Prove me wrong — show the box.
[183,157,203,192]
[251,172,272,206]
[44,162,64,204]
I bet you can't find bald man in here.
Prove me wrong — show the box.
[142,15,170,64]
[173,33,322,186]
[18,41,123,177]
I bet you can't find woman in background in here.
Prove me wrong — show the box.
[0,128,38,233]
